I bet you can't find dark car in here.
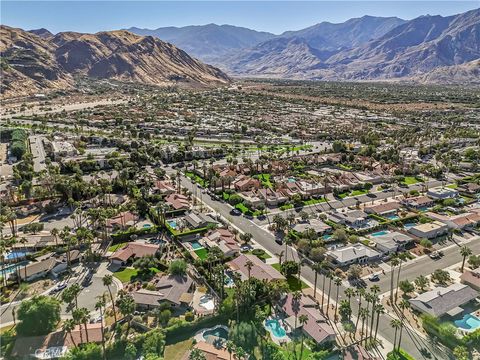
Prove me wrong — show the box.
[82,272,93,287]
[275,238,283,245]
[231,209,242,216]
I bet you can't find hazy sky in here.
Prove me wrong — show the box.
[2,1,478,34]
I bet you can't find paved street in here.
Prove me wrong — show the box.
[29,135,47,172]
[180,175,478,360]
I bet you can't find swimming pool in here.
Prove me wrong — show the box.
[385,215,400,220]
[1,261,29,275]
[143,224,151,228]
[323,234,332,240]
[265,319,287,338]
[454,314,480,332]
[203,326,228,342]
[403,222,416,229]
[371,230,389,237]
[191,241,203,250]
[168,220,177,229]
[5,250,30,260]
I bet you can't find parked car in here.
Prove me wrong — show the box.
[368,274,380,282]
[50,281,67,294]
[231,209,242,216]
[429,251,443,260]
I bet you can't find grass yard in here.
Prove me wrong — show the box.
[256,173,273,188]
[113,267,138,283]
[108,242,128,252]
[278,342,312,360]
[194,248,208,260]
[235,203,263,217]
[280,204,294,211]
[271,263,308,292]
[185,172,208,187]
[446,183,458,189]
[247,250,272,261]
[338,189,369,198]
[164,339,193,360]
[302,198,326,206]
[403,176,423,185]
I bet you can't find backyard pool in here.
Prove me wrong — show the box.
[371,230,389,237]
[265,318,287,339]
[143,224,151,228]
[454,314,480,332]
[323,234,332,241]
[203,326,228,342]
[385,215,400,220]
[403,222,417,230]
[191,241,203,250]
[1,261,29,275]
[5,250,31,260]
[168,220,177,229]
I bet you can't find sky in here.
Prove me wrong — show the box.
[1,1,478,34]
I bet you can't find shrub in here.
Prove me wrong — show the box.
[184,311,194,322]
[251,248,265,257]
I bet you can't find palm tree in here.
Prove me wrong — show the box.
[189,348,207,360]
[333,277,342,320]
[320,266,328,313]
[292,291,302,331]
[394,253,407,302]
[369,286,380,339]
[373,304,385,343]
[355,288,365,333]
[359,307,370,344]
[312,262,322,300]
[226,340,236,360]
[299,314,309,360]
[276,251,285,266]
[326,272,333,317]
[117,292,135,333]
[460,246,472,272]
[62,319,77,348]
[390,256,400,302]
[51,227,59,246]
[72,307,90,343]
[390,319,402,352]
[95,295,107,359]
[102,274,117,322]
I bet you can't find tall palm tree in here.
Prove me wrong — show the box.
[333,277,342,320]
[102,274,117,322]
[460,246,472,272]
[373,304,385,343]
[320,266,328,313]
[369,286,380,339]
[275,251,285,266]
[326,272,333,317]
[390,257,400,302]
[226,340,236,360]
[312,262,321,300]
[394,253,407,302]
[62,319,77,348]
[95,295,107,359]
[299,314,309,360]
[292,291,302,331]
[390,319,402,352]
[359,307,370,344]
[355,288,365,333]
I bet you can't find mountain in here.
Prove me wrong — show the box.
[0,25,230,97]
[128,24,275,63]
[28,28,54,38]
[226,9,480,81]
[411,60,480,85]
[280,15,406,50]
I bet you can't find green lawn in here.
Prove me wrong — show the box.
[446,183,458,189]
[278,342,312,360]
[338,189,369,198]
[247,250,272,261]
[338,164,352,170]
[271,263,308,291]
[113,268,138,283]
[256,173,273,188]
[185,171,208,187]
[302,198,326,206]
[280,204,294,211]
[108,242,128,252]
[235,203,263,217]
[403,176,423,185]
[164,339,193,360]
[194,248,208,260]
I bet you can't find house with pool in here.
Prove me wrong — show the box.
[201,228,240,257]
[407,221,449,240]
[409,283,478,319]
[227,254,285,282]
[368,231,414,255]
[109,242,160,266]
[276,293,336,345]
[326,243,380,267]
[364,200,402,219]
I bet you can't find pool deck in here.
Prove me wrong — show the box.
[264,316,290,345]
[193,325,229,343]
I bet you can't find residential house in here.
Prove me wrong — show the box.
[292,219,331,236]
[364,201,401,218]
[278,293,336,345]
[228,254,285,282]
[326,243,380,267]
[184,212,218,229]
[460,268,480,291]
[401,196,435,210]
[233,176,260,192]
[258,188,287,206]
[106,211,138,230]
[238,190,265,208]
[407,221,449,239]
[427,187,459,200]
[328,210,369,228]
[153,180,176,196]
[186,341,232,360]
[459,183,480,196]
[202,228,240,257]
[409,283,478,317]
[425,210,480,230]
[109,242,160,266]
[165,193,191,211]
[10,257,56,282]
[369,232,414,255]
[132,274,194,311]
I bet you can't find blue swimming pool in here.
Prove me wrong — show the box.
[323,234,332,240]
[191,241,203,250]
[371,230,389,237]
[203,326,228,342]
[386,215,400,220]
[2,261,29,275]
[454,314,480,331]
[168,220,177,229]
[265,319,287,338]
[5,250,30,260]
[403,222,416,229]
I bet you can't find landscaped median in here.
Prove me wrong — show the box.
[185,171,208,187]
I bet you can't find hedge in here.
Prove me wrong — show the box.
[164,313,229,344]
[110,225,157,243]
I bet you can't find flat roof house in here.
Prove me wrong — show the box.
[407,221,449,239]
[409,283,478,317]
[292,219,332,236]
[228,254,285,282]
[328,210,369,228]
[364,201,401,217]
[369,232,414,255]
[401,196,435,210]
[109,242,160,266]
[327,243,380,267]
[427,187,459,200]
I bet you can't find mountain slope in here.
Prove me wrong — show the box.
[0,25,230,97]
[226,8,480,81]
[128,24,275,62]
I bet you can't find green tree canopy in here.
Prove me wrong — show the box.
[17,295,61,336]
